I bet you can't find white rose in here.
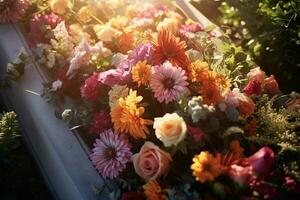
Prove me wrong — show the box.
[50,0,71,15]
[153,113,187,147]
[51,80,62,91]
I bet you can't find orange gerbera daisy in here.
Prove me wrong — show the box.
[191,151,223,183]
[111,90,153,139]
[214,73,231,92]
[119,30,135,53]
[131,60,152,87]
[200,82,223,106]
[143,180,168,200]
[152,29,190,70]
[188,60,210,82]
[189,60,231,95]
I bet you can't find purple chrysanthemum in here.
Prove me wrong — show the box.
[129,42,153,64]
[150,61,189,103]
[99,43,152,86]
[90,129,132,179]
[0,0,28,23]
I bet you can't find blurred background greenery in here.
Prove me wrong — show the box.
[191,0,300,93]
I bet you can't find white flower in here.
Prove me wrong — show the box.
[93,24,121,42]
[46,52,56,68]
[51,21,74,57]
[50,0,71,15]
[153,113,187,147]
[131,18,153,29]
[67,39,109,77]
[51,80,62,91]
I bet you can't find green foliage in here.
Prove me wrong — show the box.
[252,95,300,151]
[191,0,300,92]
[247,95,300,181]
[190,31,254,87]
[0,112,52,199]
[0,111,19,136]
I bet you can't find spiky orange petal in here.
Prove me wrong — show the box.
[152,29,190,70]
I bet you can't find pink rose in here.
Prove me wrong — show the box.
[132,142,172,181]
[229,164,253,185]
[264,75,280,95]
[236,92,255,118]
[287,97,300,110]
[80,73,102,100]
[244,67,266,96]
[243,78,263,96]
[248,147,275,176]
[247,67,266,84]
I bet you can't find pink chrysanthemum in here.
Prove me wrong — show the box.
[150,61,189,103]
[134,5,168,19]
[0,0,28,23]
[28,13,62,47]
[80,73,102,101]
[89,111,111,134]
[90,129,132,179]
[179,23,204,40]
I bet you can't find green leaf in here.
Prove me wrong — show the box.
[204,24,217,32]
[177,140,188,154]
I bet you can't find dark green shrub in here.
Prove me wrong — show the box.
[191,0,300,92]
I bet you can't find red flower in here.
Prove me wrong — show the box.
[243,78,263,96]
[28,13,62,47]
[89,111,111,134]
[54,67,80,97]
[121,192,146,200]
[187,126,203,141]
[80,73,102,101]
[249,178,278,199]
[179,23,204,40]
[264,75,280,95]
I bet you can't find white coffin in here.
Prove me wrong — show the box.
[0,24,110,200]
[0,1,218,199]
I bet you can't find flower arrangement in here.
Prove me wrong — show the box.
[2,0,300,199]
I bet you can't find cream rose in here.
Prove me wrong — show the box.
[50,0,71,15]
[93,25,121,42]
[132,142,171,181]
[153,113,187,147]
